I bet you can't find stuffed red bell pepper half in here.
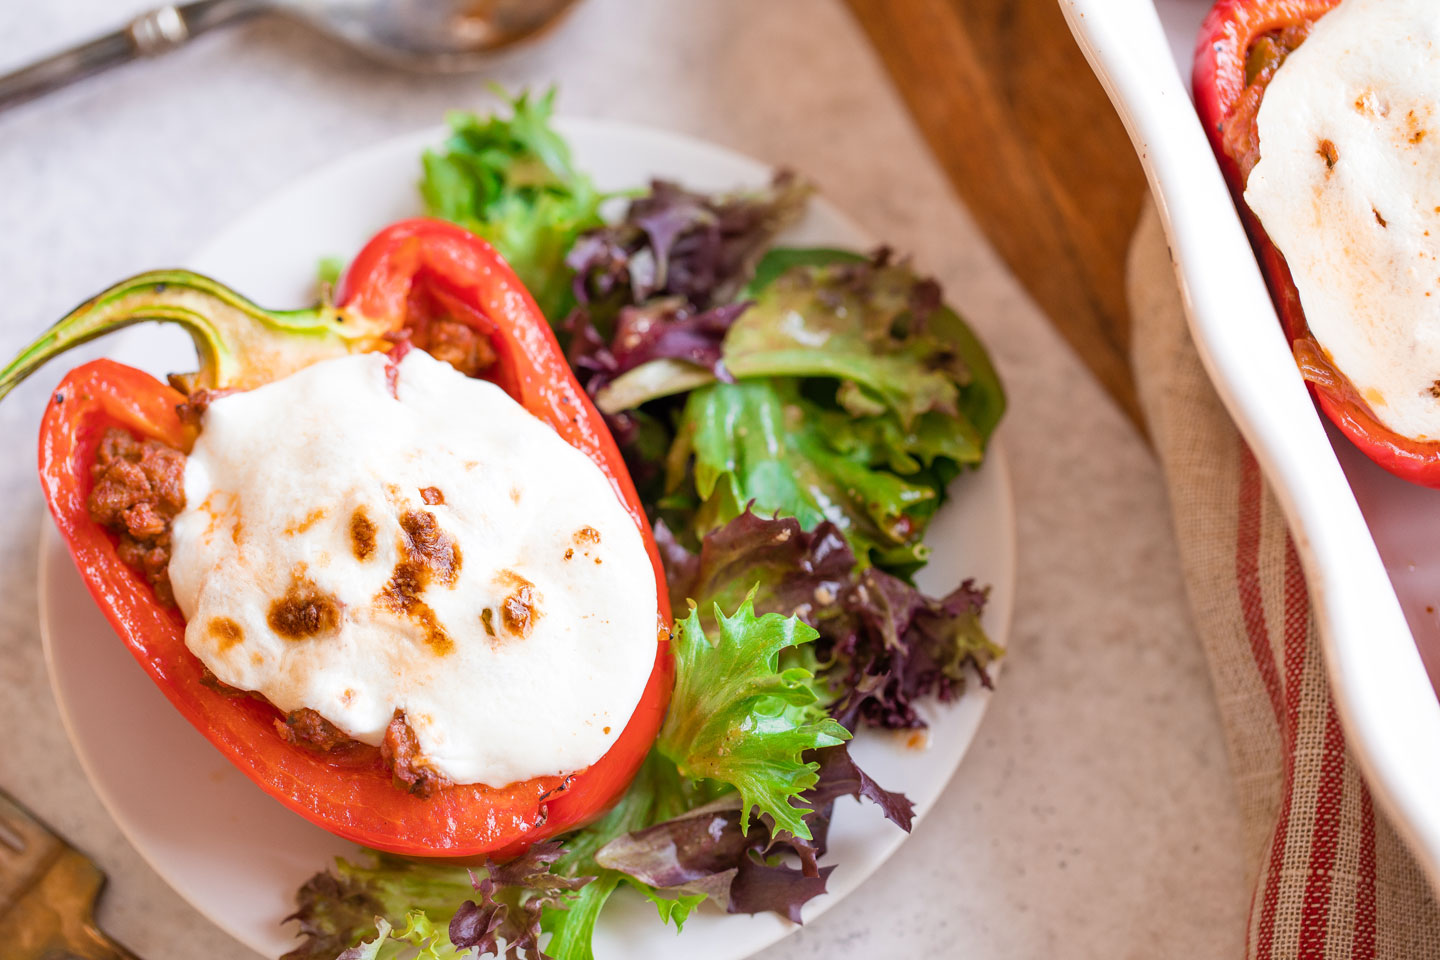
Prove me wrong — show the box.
[1194,0,1440,486]
[0,218,673,858]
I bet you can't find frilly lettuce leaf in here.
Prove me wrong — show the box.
[420,88,604,322]
[333,917,391,960]
[539,752,704,960]
[565,173,812,318]
[283,841,586,960]
[656,596,849,839]
[593,745,912,925]
[659,509,1000,730]
[563,173,812,415]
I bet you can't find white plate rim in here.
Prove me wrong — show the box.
[36,117,1018,958]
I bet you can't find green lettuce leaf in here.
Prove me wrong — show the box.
[663,379,943,569]
[724,253,1003,439]
[284,842,587,960]
[540,751,704,960]
[334,917,392,960]
[420,88,604,321]
[656,596,849,839]
[599,248,1005,454]
[284,853,476,960]
[739,246,867,297]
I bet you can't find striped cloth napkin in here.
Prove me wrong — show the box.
[1126,201,1440,958]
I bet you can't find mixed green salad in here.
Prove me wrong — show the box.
[288,89,1005,960]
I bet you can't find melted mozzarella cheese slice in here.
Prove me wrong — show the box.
[168,349,658,788]
[1246,0,1440,440]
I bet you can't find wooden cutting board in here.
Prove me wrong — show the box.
[845,0,1149,429]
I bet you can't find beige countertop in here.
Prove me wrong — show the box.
[0,1,1245,956]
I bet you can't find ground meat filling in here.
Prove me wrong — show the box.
[277,707,354,753]
[87,427,187,605]
[174,388,233,427]
[263,695,454,792]
[406,318,497,379]
[381,709,453,797]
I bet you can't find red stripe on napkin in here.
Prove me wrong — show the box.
[1129,199,1440,960]
[1353,786,1376,960]
[1237,447,1285,725]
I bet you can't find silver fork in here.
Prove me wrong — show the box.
[0,788,139,960]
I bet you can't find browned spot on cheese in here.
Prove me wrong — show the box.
[1429,380,1440,399]
[1375,208,1388,228]
[503,586,538,638]
[496,570,541,639]
[376,510,461,656]
[196,493,221,539]
[268,572,340,640]
[286,507,329,535]
[1363,386,1387,408]
[496,569,529,588]
[574,526,601,545]
[564,547,574,560]
[480,607,496,637]
[1318,138,1339,171]
[208,616,244,652]
[384,562,423,607]
[231,518,244,545]
[412,605,453,656]
[350,508,376,561]
[1406,108,1429,145]
[603,726,612,735]
[400,510,460,585]
[420,486,445,505]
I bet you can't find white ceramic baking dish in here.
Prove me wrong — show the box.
[1060,0,1440,888]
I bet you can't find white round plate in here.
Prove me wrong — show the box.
[38,120,1015,959]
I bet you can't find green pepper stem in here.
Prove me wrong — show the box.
[0,270,395,401]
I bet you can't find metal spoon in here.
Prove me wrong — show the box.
[0,0,579,113]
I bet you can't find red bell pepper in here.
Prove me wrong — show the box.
[1193,0,1440,486]
[1,218,673,858]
